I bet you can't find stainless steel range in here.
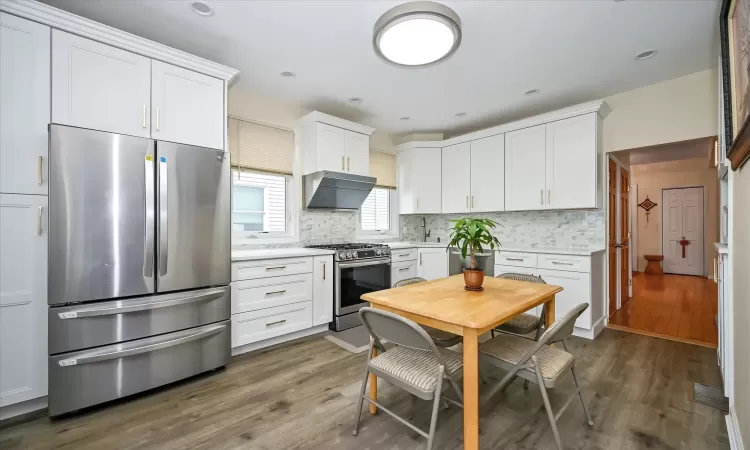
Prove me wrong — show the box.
[305,243,391,331]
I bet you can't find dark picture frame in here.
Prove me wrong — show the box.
[723,0,750,169]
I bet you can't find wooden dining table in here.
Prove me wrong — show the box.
[360,274,563,450]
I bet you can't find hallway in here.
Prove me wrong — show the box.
[608,273,718,347]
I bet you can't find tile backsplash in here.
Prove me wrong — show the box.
[234,209,360,249]
[400,210,605,249]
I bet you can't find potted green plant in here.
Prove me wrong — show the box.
[446,217,502,291]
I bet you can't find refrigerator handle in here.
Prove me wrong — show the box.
[144,155,155,278]
[159,156,168,276]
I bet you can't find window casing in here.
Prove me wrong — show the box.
[232,169,294,241]
[359,187,399,238]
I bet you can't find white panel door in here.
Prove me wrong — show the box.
[441,142,471,213]
[417,248,448,280]
[0,194,48,407]
[344,130,369,175]
[151,60,224,149]
[0,14,50,196]
[52,30,151,138]
[505,125,546,211]
[545,113,597,209]
[412,148,442,213]
[536,268,592,329]
[312,256,333,326]
[470,134,505,212]
[316,123,347,172]
[662,187,704,276]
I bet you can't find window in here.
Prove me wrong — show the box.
[232,169,292,237]
[360,187,391,231]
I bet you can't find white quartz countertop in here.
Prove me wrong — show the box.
[231,247,336,262]
[498,247,605,256]
[385,241,446,249]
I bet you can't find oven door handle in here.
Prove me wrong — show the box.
[336,258,391,269]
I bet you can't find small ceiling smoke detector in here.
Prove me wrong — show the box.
[400,116,411,121]
[635,50,657,60]
[524,89,540,96]
[280,71,296,79]
[190,1,214,17]
[455,112,467,117]
[349,97,363,104]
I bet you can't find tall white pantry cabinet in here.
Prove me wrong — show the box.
[0,1,238,420]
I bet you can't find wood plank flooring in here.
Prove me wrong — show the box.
[609,273,718,347]
[0,329,728,449]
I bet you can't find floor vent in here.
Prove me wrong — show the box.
[692,383,729,412]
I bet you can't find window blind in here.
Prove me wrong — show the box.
[361,187,390,231]
[228,117,294,175]
[369,150,397,188]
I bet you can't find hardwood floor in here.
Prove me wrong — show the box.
[609,273,718,347]
[0,329,728,450]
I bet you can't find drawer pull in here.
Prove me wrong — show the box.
[551,261,574,266]
[265,290,286,296]
[266,266,286,271]
[398,253,411,257]
[398,267,410,271]
[505,257,524,262]
[266,319,287,327]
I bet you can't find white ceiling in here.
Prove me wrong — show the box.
[41,0,720,137]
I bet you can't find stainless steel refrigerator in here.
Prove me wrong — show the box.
[46,125,231,416]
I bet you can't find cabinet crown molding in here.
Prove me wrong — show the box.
[0,0,239,82]
[299,111,375,136]
[395,99,610,151]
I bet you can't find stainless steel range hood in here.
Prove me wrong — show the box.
[303,170,376,209]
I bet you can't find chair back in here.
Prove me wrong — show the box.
[393,277,427,288]
[495,273,546,284]
[537,303,589,345]
[359,307,444,361]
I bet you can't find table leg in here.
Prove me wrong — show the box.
[369,345,378,415]
[462,328,479,450]
[545,295,556,329]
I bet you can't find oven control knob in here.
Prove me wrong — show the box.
[339,252,346,259]
[376,249,381,256]
[347,252,353,259]
[352,252,358,259]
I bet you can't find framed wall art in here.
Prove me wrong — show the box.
[722,0,750,169]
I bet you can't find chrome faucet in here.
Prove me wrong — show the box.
[421,217,431,242]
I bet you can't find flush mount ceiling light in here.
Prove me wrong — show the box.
[373,1,462,68]
[524,89,540,96]
[349,97,363,104]
[190,1,214,17]
[635,49,657,60]
[280,71,296,79]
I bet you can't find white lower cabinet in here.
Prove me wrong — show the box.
[535,269,592,329]
[417,248,449,280]
[230,254,333,352]
[391,259,418,286]
[494,264,542,317]
[312,255,334,326]
[0,194,48,408]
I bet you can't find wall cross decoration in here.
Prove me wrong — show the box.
[638,196,658,223]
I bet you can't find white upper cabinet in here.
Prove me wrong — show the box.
[412,148,442,214]
[505,125,547,211]
[300,112,375,175]
[345,130,370,176]
[470,134,505,212]
[545,113,598,209]
[151,60,224,150]
[0,13,50,196]
[0,194,48,407]
[441,142,471,213]
[52,30,151,138]
[397,150,415,214]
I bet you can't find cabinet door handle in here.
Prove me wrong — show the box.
[471,196,475,208]
[398,253,411,257]
[347,157,350,171]
[551,261,574,266]
[37,206,43,235]
[416,198,419,211]
[323,263,326,280]
[142,105,147,129]
[155,107,160,131]
[548,189,551,204]
[265,290,286,296]
[342,156,345,170]
[37,156,43,185]
[399,267,410,271]
[466,196,469,208]
[540,190,544,205]
[266,266,286,271]
[505,257,524,262]
[420,253,423,265]
[266,320,287,327]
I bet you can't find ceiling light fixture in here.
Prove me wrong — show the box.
[280,71,296,79]
[635,49,657,60]
[373,1,462,68]
[349,97,363,104]
[524,89,540,96]
[190,1,214,17]
[400,116,411,121]
[455,112,467,117]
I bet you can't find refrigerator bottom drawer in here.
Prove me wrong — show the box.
[48,321,230,416]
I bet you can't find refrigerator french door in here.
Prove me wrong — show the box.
[47,125,231,416]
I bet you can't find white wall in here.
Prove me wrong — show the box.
[602,69,718,153]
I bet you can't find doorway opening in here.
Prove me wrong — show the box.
[606,137,719,347]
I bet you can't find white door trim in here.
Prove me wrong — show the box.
[661,186,705,276]
[607,154,631,311]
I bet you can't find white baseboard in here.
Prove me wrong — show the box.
[231,324,328,356]
[0,396,47,421]
[572,316,606,340]
[727,405,746,450]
